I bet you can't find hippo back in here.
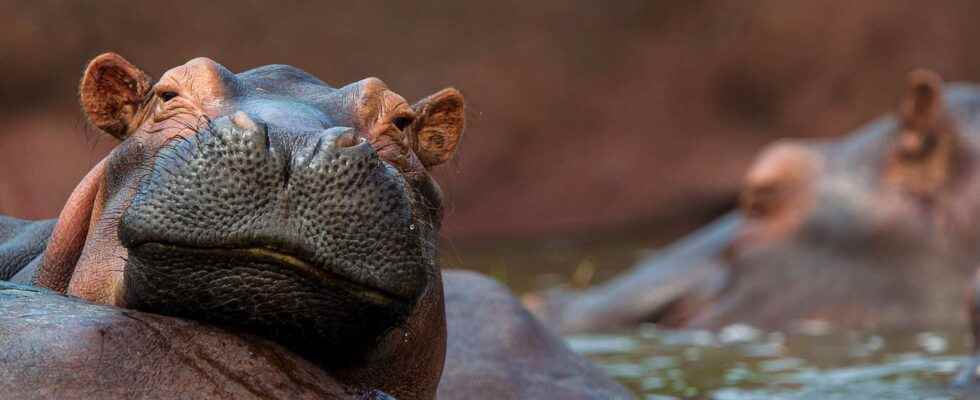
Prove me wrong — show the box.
[0,216,53,282]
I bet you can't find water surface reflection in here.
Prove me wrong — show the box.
[569,324,968,399]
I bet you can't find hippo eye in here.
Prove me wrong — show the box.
[158,91,179,102]
[392,116,414,131]
[742,183,782,218]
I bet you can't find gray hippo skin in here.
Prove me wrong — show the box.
[439,271,632,400]
[0,280,384,400]
[0,53,631,399]
[0,271,631,400]
[531,70,980,334]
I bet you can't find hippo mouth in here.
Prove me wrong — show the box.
[130,242,406,305]
[115,118,430,363]
[121,238,420,363]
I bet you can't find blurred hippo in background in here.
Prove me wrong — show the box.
[952,270,980,392]
[530,70,980,333]
[0,53,631,399]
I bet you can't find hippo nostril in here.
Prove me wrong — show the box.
[215,111,269,154]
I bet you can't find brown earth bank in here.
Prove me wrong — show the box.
[3,0,980,241]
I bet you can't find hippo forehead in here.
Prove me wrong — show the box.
[157,57,393,132]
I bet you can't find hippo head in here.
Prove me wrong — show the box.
[33,53,464,396]
[532,70,980,333]
[702,70,980,328]
[738,71,970,257]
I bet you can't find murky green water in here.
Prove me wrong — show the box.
[445,236,979,399]
[568,325,970,399]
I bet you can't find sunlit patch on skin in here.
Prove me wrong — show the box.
[736,141,822,247]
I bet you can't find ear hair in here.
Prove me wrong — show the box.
[410,88,465,168]
[79,53,152,139]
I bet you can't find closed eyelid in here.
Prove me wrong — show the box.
[152,97,198,123]
[154,75,183,93]
[154,83,179,95]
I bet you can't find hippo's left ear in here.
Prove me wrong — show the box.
[80,53,153,139]
[410,88,465,168]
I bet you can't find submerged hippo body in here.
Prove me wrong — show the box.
[532,71,980,333]
[952,270,980,391]
[0,54,630,399]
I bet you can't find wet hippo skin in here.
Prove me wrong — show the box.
[0,53,631,399]
[532,70,980,333]
[439,271,632,399]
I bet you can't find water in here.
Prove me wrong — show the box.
[568,325,970,399]
[444,236,980,399]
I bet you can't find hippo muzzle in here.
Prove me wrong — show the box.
[118,113,429,360]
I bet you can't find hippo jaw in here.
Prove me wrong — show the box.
[120,243,422,364]
[116,117,435,364]
[127,244,408,305]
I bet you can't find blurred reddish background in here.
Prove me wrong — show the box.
[3,0,980,243]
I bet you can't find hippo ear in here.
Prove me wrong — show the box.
[886,69,962,195]
[896,69,957,158]
[409,88,465,168]
[80,53,152,139]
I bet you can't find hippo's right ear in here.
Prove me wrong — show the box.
[80,53,152,139]
[409,88,465,168]
[886,69,962,196]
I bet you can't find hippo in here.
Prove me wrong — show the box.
[530,70,980,333]
[0,53,631,399]
[953,270,980,392]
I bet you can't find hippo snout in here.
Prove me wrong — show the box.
[117,112,429,361]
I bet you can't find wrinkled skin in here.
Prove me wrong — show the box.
[530,70,980,333]
[0,53,629,399]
